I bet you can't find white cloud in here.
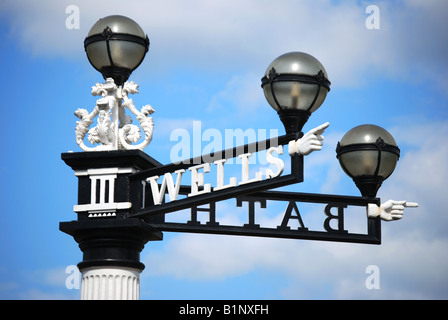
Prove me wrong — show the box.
[0,266,80,300]
[379,120,448,241]
[206,73,264,114]
[1,0,447,90]
[0,1,85,58]
[155,117,199,137]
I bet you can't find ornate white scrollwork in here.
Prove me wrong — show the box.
[75,78,154,152]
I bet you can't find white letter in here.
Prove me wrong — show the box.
[265,145,284,179]
[238,153,262,185]
[188,163,211,197]
[365,5,380,30]
[365,265,380,289]
[147,169,185,205]
[213,159,237,191]
[65,5,80,30]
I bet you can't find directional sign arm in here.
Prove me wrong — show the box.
[129,133,295,181]
[129,172,302,220]
[145,189,382,245]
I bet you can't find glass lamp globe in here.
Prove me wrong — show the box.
[336,124,400,198]
[84,15,150,86]
[261,52,331,134]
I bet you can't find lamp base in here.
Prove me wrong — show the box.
[278,109,310,136]
[101,66,132,86]
[353,176,384,198]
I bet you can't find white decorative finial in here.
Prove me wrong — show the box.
[74,78,154,152]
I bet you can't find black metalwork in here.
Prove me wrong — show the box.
[84,26,150,85]
[60,21,392,294]
[130,132,296,181]
[277,109,310,135]
[61,131,385,254]
[145,189,381,244]
[128,133,304,220]
[130,169,302,220]
[335,137,400,161]
[60,150,164,273]
[60,218,162,271]
[120,134,382,245]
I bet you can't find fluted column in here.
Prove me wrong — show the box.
[81,266,140,300]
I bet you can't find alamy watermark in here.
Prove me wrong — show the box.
[65,5,80,30]
[65,5,381,33]
[365,265,380,290]
[365,5,380,30]
[65,265,81,290]
[169,121,279,165]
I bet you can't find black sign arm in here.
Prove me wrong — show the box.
[128,132,303,220]
[146,190,382,244]
[128,167,303,220]
[244,190,380,206]
[129,133,296,181]
[147,222,381,244]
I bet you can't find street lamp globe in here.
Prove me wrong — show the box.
[336,124,400,198]
[84,15,150,86]
[261,52,331,135]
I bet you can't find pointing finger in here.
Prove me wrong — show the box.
[404,202,419,208]
[310,122,330,135]
[391,200,407,205]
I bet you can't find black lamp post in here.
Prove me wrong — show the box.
[336,124,400,198]
[84,15,150,86]
[61,15,417,300]
[61,15,160,300]
[261,52,331,135]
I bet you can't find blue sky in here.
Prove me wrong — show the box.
[0,0,447,300]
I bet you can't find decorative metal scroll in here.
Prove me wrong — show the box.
[74,78,154,151]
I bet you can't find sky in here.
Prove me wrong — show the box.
[0,0,447,300]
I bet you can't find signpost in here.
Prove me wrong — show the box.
[60,15,418,300]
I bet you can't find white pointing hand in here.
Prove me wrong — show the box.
[288,122,330,156]
[368,200,419,221]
